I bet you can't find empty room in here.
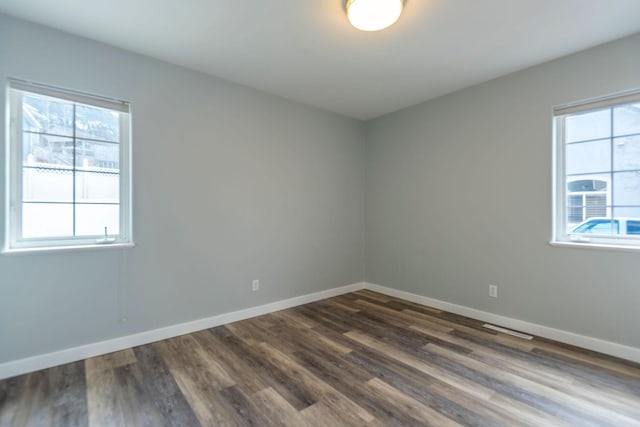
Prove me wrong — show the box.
[1,0,640,426]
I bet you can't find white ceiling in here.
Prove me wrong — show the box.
[1,1,640,120]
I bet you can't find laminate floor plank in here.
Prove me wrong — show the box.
[382,298,444,315]
[424,343,639,427]
[85,349,136,373]
[252,342,374,424]
[292,305,354,333]
[353,289,392,302]
[323,297,362,313]
[422,328,640,419]
[217,386,269,427]
[2,291,639,426]
[230,314,351,359]
[250,387,307,426]
[454,328,640,395]
[530,347,640,393]
[112,363,169,427]
[290,347,373,387]
[410,324,573,389]
[266,335,426,425]
[344,329,496,400]
[210,326,317,411]
[349,298,447,332]
[9,362,89,427]
[178,377,241,427]
[533,343,640,378]
[301,400,367,427]
[423,344,609,426]
[403,309,525,347]
[131,345,202,427]
[268,320,353,357]
[0,376,26,426]
[155,335,235,390]
[364,378,462,427]
[153,337,240,427]
[344,350,498,427]
[50,362,89,427]
[533,335,640,375]
[308,302,435,351]
[86,360,127,427]
[357,309,473,355]
[191,330,266,394]
[270,309,316,329]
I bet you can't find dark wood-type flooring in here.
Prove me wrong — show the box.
[1,290,640,426]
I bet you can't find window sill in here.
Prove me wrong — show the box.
[549,240,640,253]
[2,242,135,256]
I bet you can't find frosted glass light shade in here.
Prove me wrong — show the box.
[346,0,403,31]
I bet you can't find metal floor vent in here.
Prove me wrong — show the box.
[483,324,534,340]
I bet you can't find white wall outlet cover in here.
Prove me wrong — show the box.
[489,285,498,298]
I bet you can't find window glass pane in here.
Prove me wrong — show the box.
[612,206,640,218]
[567,194,584,225]
[75,172,119,203]
[567,179,607,193]
[23,134,73,168]
[566,193,608,227]
[627,221,640,235]
[571,219,618,234]
[22,93,74,136]
[584,194,607,218]
[587,220,618,235]
[22,203,73,238]
[567,176,610,193]
[75,204,119,236]
[612,171,640,206]
[23,168,73,202]
[75,139,119,171]
[613,103,640,137]
[613,135,640,172]
[566,139,610,175]
[75,105,120,142]
[565,109,611,143]
[566,175,610,227]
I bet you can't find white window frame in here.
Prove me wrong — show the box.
[4,80,133,254]
[552,88,640,251]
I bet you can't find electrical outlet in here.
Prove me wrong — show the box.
[489,284,498,298]
[252,279,260,291]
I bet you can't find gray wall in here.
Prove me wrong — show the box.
[366,33,640,348]
[0,14,366,363]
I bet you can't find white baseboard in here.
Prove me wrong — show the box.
[0,282,366,380]
[3,280,638,379]
[365,282,640,364]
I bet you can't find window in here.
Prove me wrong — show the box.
[5,81,132,252]
[553,89,640,249]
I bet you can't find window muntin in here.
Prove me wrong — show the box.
[554,90,640,248]
[5,81,132,251]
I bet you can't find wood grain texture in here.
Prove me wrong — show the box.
[1,291,639,426]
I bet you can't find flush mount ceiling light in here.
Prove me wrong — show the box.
[346,0,404,32]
